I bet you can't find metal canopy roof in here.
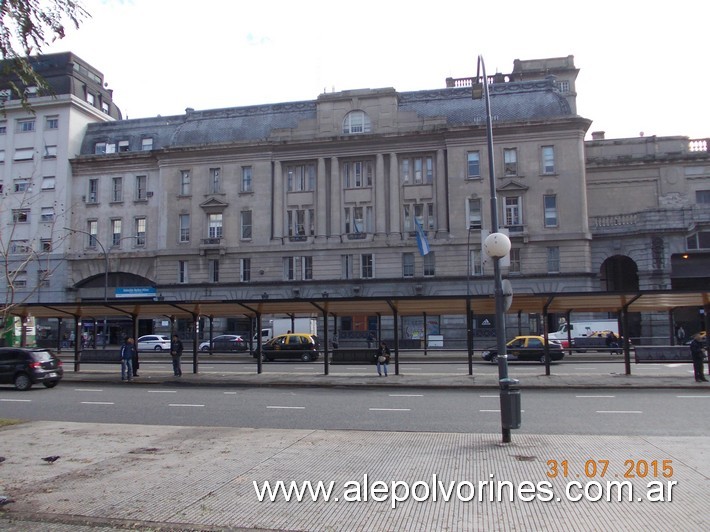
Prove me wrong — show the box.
[10,290,710,321]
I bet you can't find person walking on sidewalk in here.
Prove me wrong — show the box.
[120,338,136,381]
[376,341,390,377]
[170,334,183,377]
[689,336,708,382]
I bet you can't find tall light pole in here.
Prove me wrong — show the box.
[473,55,518,443]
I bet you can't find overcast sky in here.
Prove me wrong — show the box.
[44,0,710,140]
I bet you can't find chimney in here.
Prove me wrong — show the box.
[591,131,605,140]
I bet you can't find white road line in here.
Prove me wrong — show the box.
[479,395,499,398]
[224,391,238,395]
[0,398,31,402]
[147,390,177,393]
[267,406,305,409]
[404,367,423,371]
[369,408,411,411]
[596,410,642,414]
[168,404,204,407]
[480,409,526,413]
[80,401,114,405]
[388,394,423,397]
[74,388,103,392]
[576,395,616,398]
[676,395,710,398]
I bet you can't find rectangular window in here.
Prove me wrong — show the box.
[240,258,251,282]
[14,179,30,192]
[241,166,253,192]
[87,220,98,248]
[86,92,95,106]
[40,207,54,222]
[16,119,35,132]
[402,253,415,278]
[178,261,188,284]
[544,194,558,227]
[0,121,6,134]
[361,254,374,279]
[286,163,316,192]
[209,168,221,193]
[88,179,99,203]
[46,116,59,130]
[547,246,560,273]
[41,239,52,252]
[111,219,122,246]
[94,142,106,155]
[135,175,147,200]
[283,257,296,281]
[468,198,482,229]
[135,217,146,246]
[504,148,517,176]
[209,259,219,282]
[696,190,710,204]
[343,160,374,188]
[41,176,55,190]
[240,210,252,239]
[118,140,129,152]
[111,177,123,202]
[13,148,34,161]
[141,138,153,151]
[423,252,435,277]
[11,270,27,288]
[302,256,313,280]
[541,146,555,174]
[509,248,521,273]
[37,269,49,287]
[504,196,522,227]
[44,145,57,158]
[13,209,30,223]
[342,254,353,280]
[179,214,190,242]
[9,240,29,254]
[288,209,307,237]
[470,249,483,276]
[401,159,410,184]
[180,170,191,195]
[208,213,223,239]
[102,102,110,114]
[467,152,481,178]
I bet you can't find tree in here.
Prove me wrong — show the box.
[0,0,89,109]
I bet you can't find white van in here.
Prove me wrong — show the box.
[549,320,618,346]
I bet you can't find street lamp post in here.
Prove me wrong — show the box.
[473,55,519,443]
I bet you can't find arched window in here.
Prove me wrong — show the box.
[343,111,371,134]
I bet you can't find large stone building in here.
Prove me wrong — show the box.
[8,53,709,343]
[0,53,121,318]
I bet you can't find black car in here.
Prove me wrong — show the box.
[0,347,64,390]
[253,333,320,362]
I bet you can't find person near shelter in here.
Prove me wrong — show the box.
[132,340,140,377]
[689,336,708,382]
[675,324,686,345]
[170,334,183,377]
[376,341,390,377]
[120,337,136,381]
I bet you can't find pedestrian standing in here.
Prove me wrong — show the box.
[120,337,135,381]
[376,341,390,377]
[170,334,183,377]
[689,336,708,382]
[367,332,375,349]
[132,340,140,377]
[675,324,686,345]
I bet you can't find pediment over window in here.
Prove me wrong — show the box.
[199,198,229,213]
[496,180,529,193]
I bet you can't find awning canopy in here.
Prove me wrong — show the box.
[8,289,710,321]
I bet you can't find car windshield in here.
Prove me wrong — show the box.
[29,350,54,362]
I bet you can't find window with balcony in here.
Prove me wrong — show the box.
[343,160,374,188]
[288,209,307,238]
[544,194,558,227]
[344,206,371,236]
[208,213,222,239]
[179,214,190,242]
[467,151,481,178]
[504,196,523,229]
[286,163,316,192]
[504,148,518,176]
[541,146,556,174]
[240,210,252,240]
[403,203,434,233]
[241,166,252,193]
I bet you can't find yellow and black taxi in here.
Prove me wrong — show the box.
[253,333,320,362]
[482,335,564,364]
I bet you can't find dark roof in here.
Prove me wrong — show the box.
[79,78,572,155]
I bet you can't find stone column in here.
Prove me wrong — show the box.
[330,157,341,237]
[375,153,386,234]
[317,157,327,238]
[389,152,400,237]
[273,160,283,238]
[435,149,447,234]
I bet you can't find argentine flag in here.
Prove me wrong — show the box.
[415,219,431,256]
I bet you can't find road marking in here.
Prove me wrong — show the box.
[576,395,616,398]
[596,410,642,414]
[388,394,423,397]
[147,390,177,393]
[480,409,526,413]
[224,391,238,395]
[0,398,31,402]
[479,395,499,398]
[81,401,114,405]
[74,388,103,392]
[267,406,305,409]
[168,404,205,407]
[676,395,710,398]
[404,367,423,371]
[369,408,411,411]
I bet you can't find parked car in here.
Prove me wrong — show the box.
[481,335,564,364]
[253,333,320,362]
[0,347,64,390]
[136,335,171,351]
[199,334,247,353]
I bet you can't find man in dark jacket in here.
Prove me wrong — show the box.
[120,338,136,381]
[170,334,183,377]
[690,336,708,382]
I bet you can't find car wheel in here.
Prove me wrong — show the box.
[14,373,32,391]
[539,354,548,364]
[200,345,210,352]
[301,353,312,362]
[154,345,163,351]
[43,380,59,388]
[490,354,498,364]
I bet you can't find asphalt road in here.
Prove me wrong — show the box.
[1,384,708,436]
